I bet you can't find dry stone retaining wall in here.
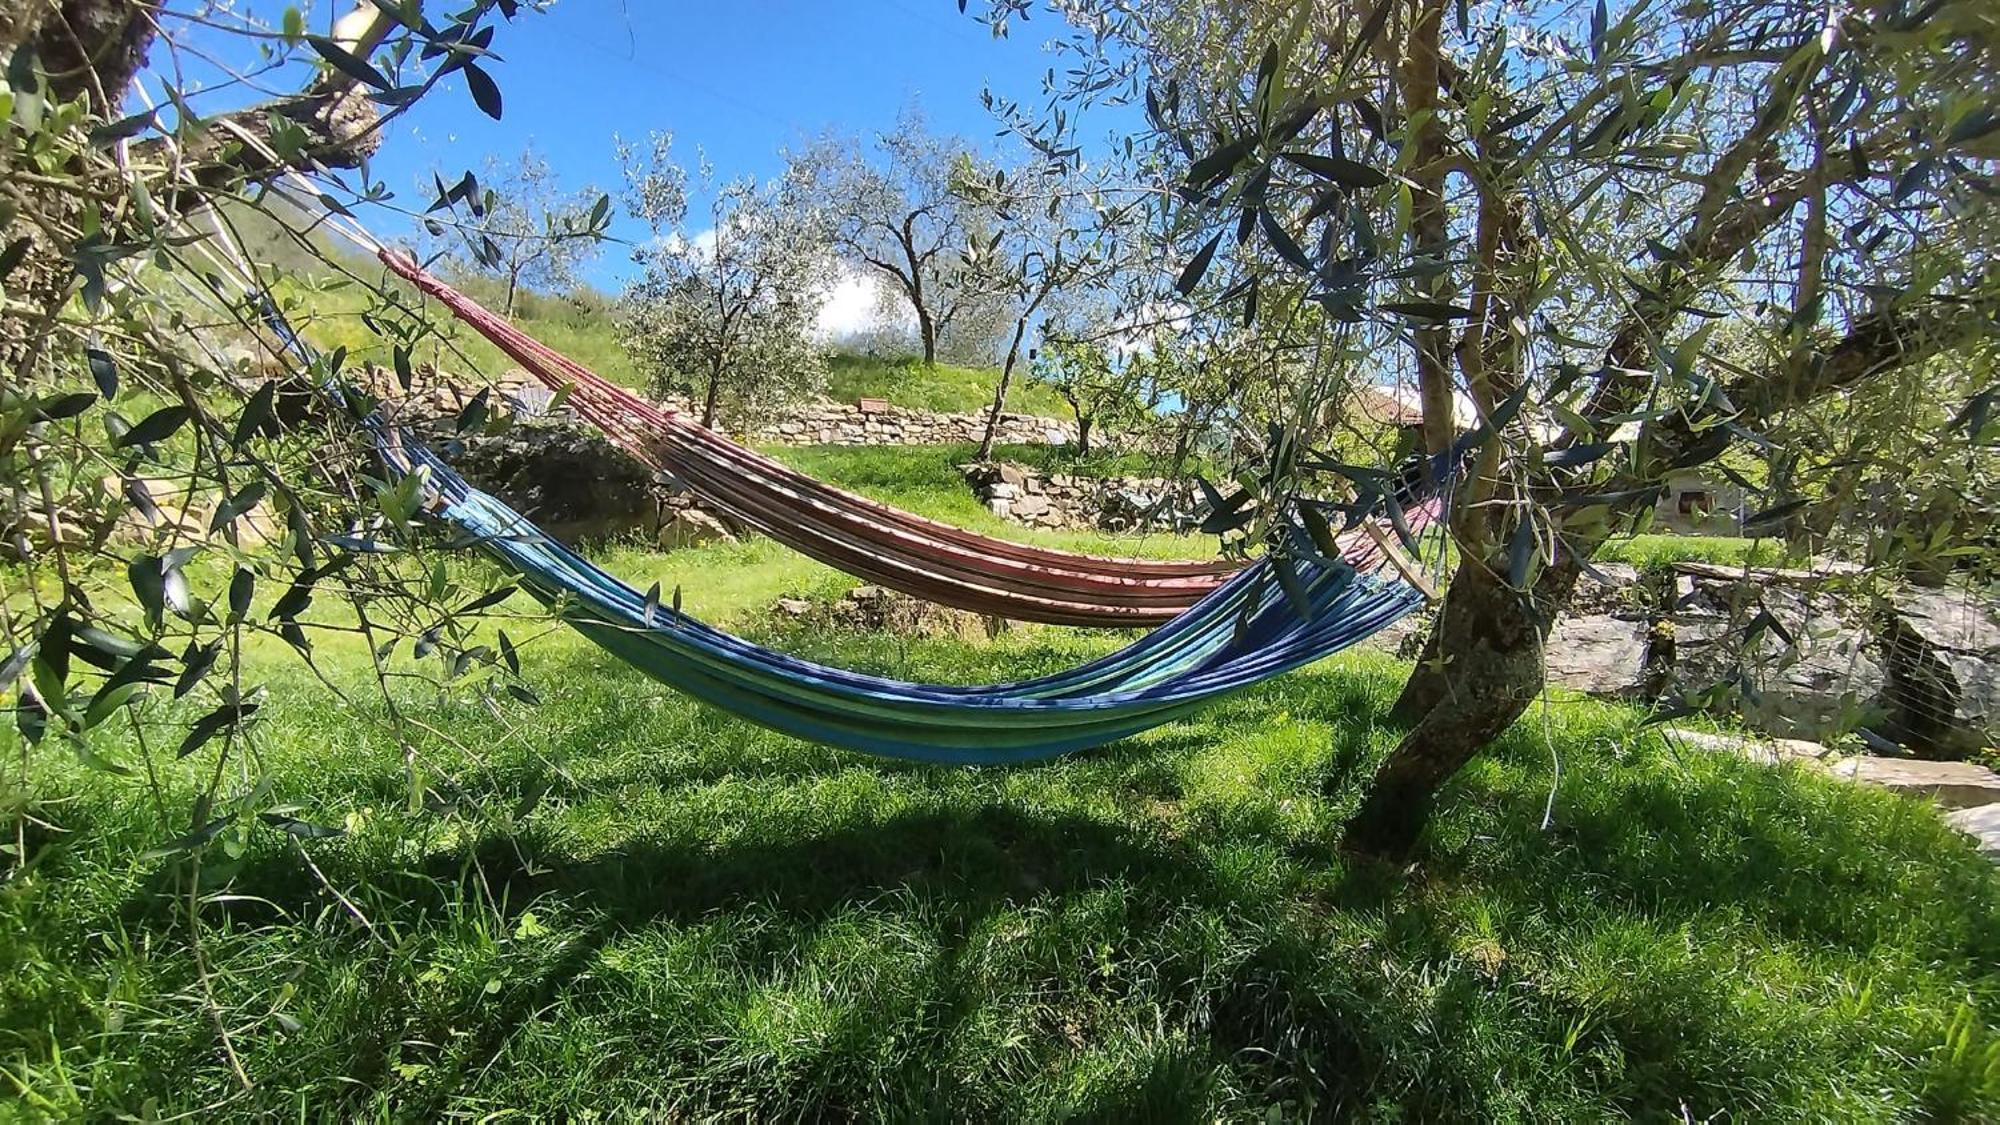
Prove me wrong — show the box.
[961,462,1205,533]
[736,400,1079,448]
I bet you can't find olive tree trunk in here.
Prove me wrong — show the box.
[1341,553,1585,858]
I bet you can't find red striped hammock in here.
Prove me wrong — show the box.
[378,250,1243,626]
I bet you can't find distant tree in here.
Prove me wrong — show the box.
[1032,337,1147,455]
[458,143,604,316]
[617,134,834,429]
[788,107,1010,366]
[964,164,1140,458]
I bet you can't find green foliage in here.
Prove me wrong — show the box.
[616,142,833,428]
[1031,338,1149,453]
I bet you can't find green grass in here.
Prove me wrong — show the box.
[1597,534,1796,569]
[763,442,1215,558]
[272,273,648,390]
[272,281,1066,420]
[8,351,1988,1116]
[824,354,1073,418]
[4,568,1999,1118]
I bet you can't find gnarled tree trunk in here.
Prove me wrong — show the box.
[1343,553,1585,858]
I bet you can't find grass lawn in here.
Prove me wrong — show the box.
[5,519,2000,1119]
[5,439,1991,1118]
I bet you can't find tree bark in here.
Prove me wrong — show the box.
[917,304,938,367]
[1345,552,1584,858]
[976,315,1028,460]
[1400,0,1457,457]
[33,0,156,111]
[700,370,722,429]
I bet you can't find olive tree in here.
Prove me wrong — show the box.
[454,143,605,315]
[0,0,556,1025]
[616,135,834,429]
[982,0,2000,858]
[787,107,1012,366]
[1031,337,1148,455]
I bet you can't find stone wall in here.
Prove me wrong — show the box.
[961,462,1205,533]
[331,359,1086,451]
[733,399,1078,449]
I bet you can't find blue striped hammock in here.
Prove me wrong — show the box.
[377,434,1430,763]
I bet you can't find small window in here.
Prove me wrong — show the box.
[1678,489,1713,515]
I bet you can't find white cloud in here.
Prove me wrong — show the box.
[814,265,915,343]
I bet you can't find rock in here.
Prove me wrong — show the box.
[1755,627,1886,741]
[986,482,1019,500]
[1010,495,1051,519]
[1672,559,1862,586]
[1570,562,1641,616]
[1824,756,2000,810]
[777,585,996,640]
[1663,582,1886,742]
[442,420,662,544]
[1945,804,2000,861]
[1545,614,1650,697]
[997,462,1030,487]
[1880,588,2000,758]
[657,508,734,551]
[1656,726,1834,767]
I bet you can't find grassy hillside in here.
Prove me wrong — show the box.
[273,272,647,390]
[273,274,1071,419]
[823,354,1073,418]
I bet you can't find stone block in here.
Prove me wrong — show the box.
[1824,756,2000,810]
[1946,803,2000,861]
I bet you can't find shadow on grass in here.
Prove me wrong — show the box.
[86,647,2000,1117]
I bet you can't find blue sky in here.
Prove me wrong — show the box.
[160,1,1128,291]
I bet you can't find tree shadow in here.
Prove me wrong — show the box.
[82,654,2000,1117]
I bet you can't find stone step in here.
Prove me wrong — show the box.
[1946,804,2000,862]
[1822,756,2000,810]
[1657,727,1834,767]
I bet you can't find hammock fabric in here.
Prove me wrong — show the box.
[378,250,1242,627]
[373,428,1432,762]
[258,303,1438,762]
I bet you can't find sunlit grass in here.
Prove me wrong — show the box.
[824,353,1072,417]
[4,582,1997,1117]
[1598,534,1796,568]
